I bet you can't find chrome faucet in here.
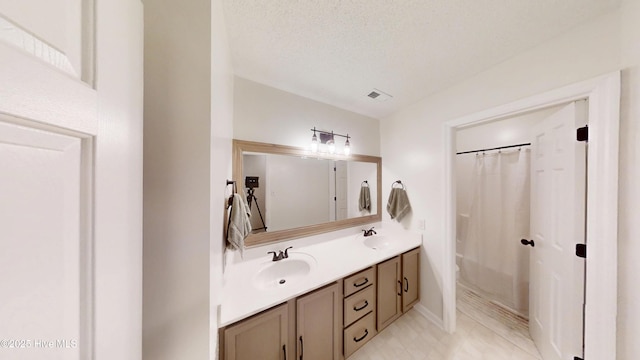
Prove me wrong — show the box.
[362,227,377,237]
[267,246,293,261]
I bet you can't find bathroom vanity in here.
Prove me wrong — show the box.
[221,139,420,358]
[218,230,421,360]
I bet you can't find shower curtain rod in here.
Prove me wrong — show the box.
[456,142,531,155]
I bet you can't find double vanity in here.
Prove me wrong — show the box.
[219,229,422,359]
[221,139,419,359]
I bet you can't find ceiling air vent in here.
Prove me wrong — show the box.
[367,88,393,102]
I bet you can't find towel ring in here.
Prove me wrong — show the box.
[361,180,369,187]
[391,180,405,190]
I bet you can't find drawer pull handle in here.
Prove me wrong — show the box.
[397,280,402,296]
[353,300,369,312]
[283,344,287,360]
[354,329,369,343]
[299,336,303,360]
[354,277,369,287]
[404,277,409,292]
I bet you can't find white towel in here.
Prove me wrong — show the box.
[227,193,252,254]
[387,188,411,221]
[359,185,371,212]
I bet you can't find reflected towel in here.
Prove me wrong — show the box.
[359,185,371,212]
[227,193,252,254]
[387,188,411,221]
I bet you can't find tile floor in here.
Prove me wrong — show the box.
[350,286,542,360]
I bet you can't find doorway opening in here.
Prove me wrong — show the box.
[443,72,620,360]
[454,104,572,359]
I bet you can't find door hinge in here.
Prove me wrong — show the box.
[576,244,587,258]
[577,126,588,142]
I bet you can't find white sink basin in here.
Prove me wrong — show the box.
[363,235,394,250]
[253,253,317,290]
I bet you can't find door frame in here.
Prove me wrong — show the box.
[442,71,620,359]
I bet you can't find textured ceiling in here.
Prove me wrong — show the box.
[222,0,620,119]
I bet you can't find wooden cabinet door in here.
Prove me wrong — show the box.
[297,283,342,360]
[224,303,289,360]
[402,248,420,312]
[376,256,402,331]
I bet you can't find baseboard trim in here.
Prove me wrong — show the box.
[413,303,444,330]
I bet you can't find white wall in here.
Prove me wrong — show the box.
[347,161,378,218]
[617,1,640,358]
[94,1,144,359]
[381,9,622,325]
[266,155,332,231]
[211,0,235,357]
[618,65,640,360]
[143,0,213,359]
[234,77,381,156]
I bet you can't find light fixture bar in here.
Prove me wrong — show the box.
[309,127,352,155]
[310,127,350,140]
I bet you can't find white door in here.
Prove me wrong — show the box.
[0,2,96,359]
[529,101,587,360]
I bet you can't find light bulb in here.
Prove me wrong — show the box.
[310,132,318,152]
[344,137,351,156]
[327,139,335,154]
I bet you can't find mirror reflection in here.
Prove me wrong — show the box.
[242,153,378,233]
[233,139,382,247]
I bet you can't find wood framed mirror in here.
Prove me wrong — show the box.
[233,139,382,247]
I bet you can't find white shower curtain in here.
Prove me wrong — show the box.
[460,150,530,315]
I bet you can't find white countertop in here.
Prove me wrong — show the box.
[219,228,422,327]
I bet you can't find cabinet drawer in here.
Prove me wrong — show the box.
[344,267,375,297]
[343,312,377,358]
[344,285,375,327]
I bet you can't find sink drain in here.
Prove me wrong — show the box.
[279,279,286,285]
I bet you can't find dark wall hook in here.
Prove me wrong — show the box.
[520,239,535,247]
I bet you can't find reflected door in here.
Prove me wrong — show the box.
[335,161,348,220]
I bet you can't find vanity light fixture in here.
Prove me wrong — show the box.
[344,136,351,156]
[326,132,336,154]
[310,127,351,155]
[310,128,319,152]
